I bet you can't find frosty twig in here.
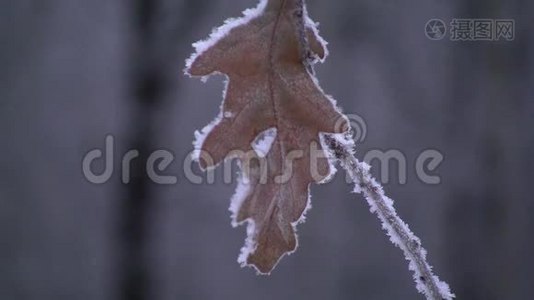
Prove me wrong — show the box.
[292,2,454,298]
[323,135,454,300]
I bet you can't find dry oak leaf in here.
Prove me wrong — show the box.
[185,0,348,274]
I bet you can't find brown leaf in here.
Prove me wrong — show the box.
[185,0,348,274]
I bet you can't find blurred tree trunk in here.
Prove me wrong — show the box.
[118,1,207,299]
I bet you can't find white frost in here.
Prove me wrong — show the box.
[229,170,252,228]
[229,171,258,268]
[191,78,230,166]
[237,220,258,267]
[294,186,313,225]
[184,0,269,75]
[304,16,329,63]
[251,127,277,158]
[188,0,268,166]
[345,152,455,300]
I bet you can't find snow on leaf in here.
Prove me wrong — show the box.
[185,0,348,274]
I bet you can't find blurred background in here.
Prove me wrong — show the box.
[1,0,533,299]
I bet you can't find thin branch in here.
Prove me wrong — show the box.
[324,136,454,300]
[293,1,454,298]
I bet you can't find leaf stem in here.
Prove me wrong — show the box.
[324,136,454,300]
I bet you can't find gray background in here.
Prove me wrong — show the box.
[1,0,533,299]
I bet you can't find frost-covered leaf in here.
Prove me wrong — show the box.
[185,0,348,274]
